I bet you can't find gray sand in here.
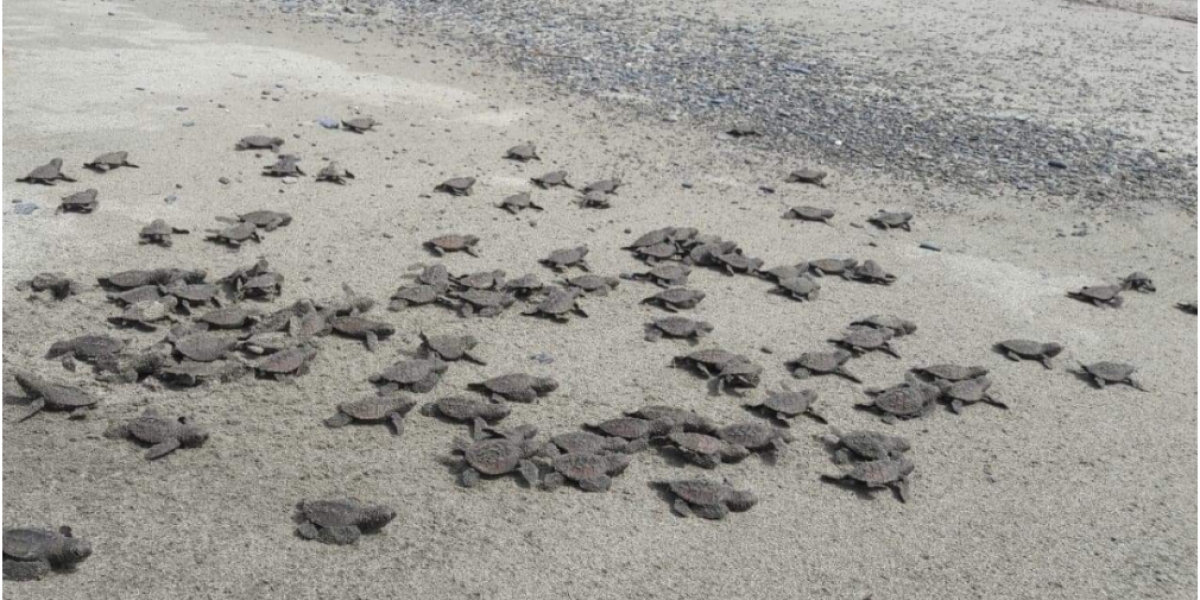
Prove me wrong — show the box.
[3,0,1195,598]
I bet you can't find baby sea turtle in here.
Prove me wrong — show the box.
[84,151,139,172]
[716,422,793,458]
[849,260,896,285]
[586,417,672,451]
[821,455,914,502]
[295,499,395,545]
[205,221,262,247]
[106,285,162,306]
[785,168,827,187]
[325,391,417,435]
[196,307,261,330]
[435,177,476,196]
[101,268,207,290]
[420,333,486,365]
[672,348,742,377]
[641,287,705,312]
[56,189,99,214]
[424,234,480,257]
[661,479,758,520]
[1078,361,1147,391]
[531,170,572,189]
[94,344,173,384]
[235,272,285,302]
[744,385,826,424]
[421,395,511,433]
[502,273,545,297]
[995,339,1064,369]
[468,374,558,403]
[1177,300,1197,314]
[104,408,209,459]
[912,364,988,382]
[16,158,76,185]
[829,327,900,358]
[576,190,612,209]
[110,297,180,329]
[758,263,810,284]
[315,162,355,184]
[859,376,941,423]
[139,220,190,247]
[622,227,679,251]
[18,272,81,300]
[369,358,448,393]
[453,270,506,290]
[3,527,92,581]
[1067,284,1124,308]
[329,315,395,351]
[783,206,834,224]
[562,274,619,297]
[543,452,632,492]
[632,242,681,264]
[625,405,716,434]
[251,346,317,380]
[497,192,543,214]
[850,315,917,337]
[341,117,378,133]
[46,335,128,366]
[582,178,621,195]
[774,276,820,301]
[235,135,284,151]
[523,288,588,321]
[661,432,747,468]
[230,210,293,231]
[504,143,540,161]
[263,154,305,177]
[540,246,590,271]
[445,289,515,318]
[388,284,442,311]
[787,349,861,382]
[1121,271,1155,293]
[313,283,375,316]
[157,358,247,387]
[450,430,541,488]
[239,332,309,355]
[686,240,739,266]
[645,316,713,342]
[820,428,911,463]
[713,252,764,276]
[625,263,691,287]
[172,332,238,362]
[542,431,633,456]
[726,126,760,137]
[11,371,98,421]
[411,263,453,289]
[936,377,1008,413]
[808,258,858,278]
[868,210,914,231]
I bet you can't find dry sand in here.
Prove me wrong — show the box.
[2,0,1196,598]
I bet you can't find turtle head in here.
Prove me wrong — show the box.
[49,158,64,168]
[534,377,559,393]
[56,536,93,567]
[358,505,397,533]
[177,419,210,448]
[1042,343,1065,358]
[724,489,758,512]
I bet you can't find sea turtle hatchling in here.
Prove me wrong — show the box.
[104,408,209,459]
[100,267,207,290]
[3,527,92,581]
[139,220,190,247]
[341,117,378,133]
[632,242,681,264]
[713,252,764,276]
[504,143,540,161]
[542,452,632,492]
[661,479,758,520]
[1067,284,1124,308]
[576,190,612,209]
[262,154,305,177]
[501,273,545,297]
[808,258,858,278]
[324,391,418,435]
[936,377,1008,413]
[912,364,988,382]
[205,221,261,247]
[56,189,99,214]
[157,358,247,387]
[435,177,476,196]
[228,210,292,231]
[172,332,238,362]
[329,315,395,351]
[850,315,917,337]
[542,431,632,456]
[1078,361,1147,391]
[645,316,713,342]
[561,274,619,297]
[16,158,77,185]
[624,263,691,287]
[84,151,139,172]
[821,455,914,502]
[716,422,794,458]
[1121,271,1156,293]
[388,284,442,311]
[661,431,748,468]
[642,287,705,312]
[672,348,743,377]
[849,260,897,285]
[424,234,480,257]
[235,135,284,151]
[46,335,128,367]
[868,210,914,231]
[235,272,285,302]
[196,307,261,330]
[859,376,941,423]
[783,206,835,224]
[497,192,543,214]
[758,263,810,284]
[787,349,861,382]
[744,385,827,424]
[421,395,511,433]
[315,162,355,184]
[774,276,820,301]
[445,289,516,318]
[522,288,588,321]
[709,359,763,395]
[370,358,448,393]
[294,499,395,545]
[468,374,558,403]
[18,272,81,300]
[785,168,827,187]
[586,417,672,451]
[820,428,911,463]
[622,227,679,251]
[829,327,901,358]
[109,297,180,329]
[995,339,1064,369]
[453,269,506,290]
[531,170,572,189]
[540,246,590,272]
[106,285,162,306]
[582,178,622,195]
[449,429,541,488]
[420,333,486,365]
[250,346,317,380]
[625,405,716,434]
[10,371,99,421]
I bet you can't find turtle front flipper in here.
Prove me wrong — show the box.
[517,460,540,487]
[691,502,730,520]
[4,558,51,581]
[459,468,481,488]
[146,438,182,460]
[1129,378,1148,392]
[983,395,1009,410]
[387,412,406,437]
[950,399,964,414]
[17,398,46,422]
[894,477,913,503]
[365,332,379,352]
[671,498,694,518]
[1003,351,1021,362]
[324,412,353,428]
[318,525,360,545]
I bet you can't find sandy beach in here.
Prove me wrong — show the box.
[2,0,1196,598]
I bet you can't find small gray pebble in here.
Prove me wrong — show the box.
[218,177,231,185]
[164,194,179,204]
[13,202,39,215]
[317,117,339,129]
[681,181,693,189]
[282,177,298,184]
[530,352,555,364]
[182,121,196,127]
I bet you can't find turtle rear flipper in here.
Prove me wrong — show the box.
[17,399,46,423]
[4,559,51,581]
[318,525,360,545]
[296,523,320,539]
[517,459,540,487]
[146,438,182,460]
[387,412,406,436]
[459,468,481,488]
[671,499,694,518]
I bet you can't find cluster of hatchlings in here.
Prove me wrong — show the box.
[6,133,1191,578]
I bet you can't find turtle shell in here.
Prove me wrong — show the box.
[141,219,177,237]
[550,431,614,454]
[102,270,157,289]
[480,373,539,394]
[455,271,504,290]
[592,417,656,439]
[1076,285,1121,301]
[625,228,676,249]
[237,135,282,149]
[532,170,570,187]
[583,179,620,194]
[796,350,851,372]
[165,283,220,302]
[199,308,257,329]
[999,339,1056,356]
[940,377,991,401]
[505,143,538,160]
[544,246,588,266]
[330,315,393,336]
[839,327,893,349]
[787,206,834,221]
[669,432,725,454]
[553,453,626,480]
[852,260,894,282]
[871,211,913,227]
[125,412,184,443]
[465,439,522,475]
[21,159,67,181]
[255,347,315,373]
[627,406,713,432]
[299,499,393,529]
[239,211,292,227]
[844,456,914,485]
[681,348,739,369]
[3,529,59,560]
[427,235,476,250]
[14,374,96,409]
[653,288,705,305]
[852,315,917,336]
[438,177,476,193]
[916,364,988,381]
[778,276,819,297]
[434,396,509,421]
[835,430,911,459]
[1084,361,1137,381]
[637,242,679,260]
[667,479,726,506]
[762,389,818,415]
[392,284,440,304]
[375,359,442,384]
[342,117,377,131]
[760,264,808,282]
[48,335,126,360]
[717,422,785,449]
[648,263,690,281]
[422,334,478,360]
[810,258,856,273]
[870,384,935,417]
[174,332,237,362]
[340,394,416,421]
[787,168,827,184]
[653,316,709,337]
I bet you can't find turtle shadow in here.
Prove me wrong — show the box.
[818,475,888,502]
[645,481,683,516]
[1067,368,1102,389]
